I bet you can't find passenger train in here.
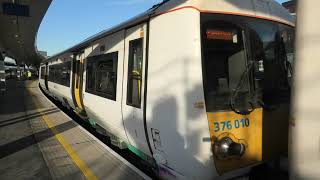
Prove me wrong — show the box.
[39,0,295,179]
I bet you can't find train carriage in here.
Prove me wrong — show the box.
[39,0,295,179]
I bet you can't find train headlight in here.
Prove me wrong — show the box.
[214,136,245,160]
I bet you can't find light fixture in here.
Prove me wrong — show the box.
[213,136,246,160]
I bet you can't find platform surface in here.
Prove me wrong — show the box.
[0,79,150,180]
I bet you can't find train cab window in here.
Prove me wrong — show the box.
[86,52,118,100]
[202,20,250,111]
[127,38,143,108]
[201,14,295,112]
[248,20,294,104]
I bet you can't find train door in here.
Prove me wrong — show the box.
[72,53,86,115]
[45,62,49,90]
[201,19,262,174]
[122,24,151,157]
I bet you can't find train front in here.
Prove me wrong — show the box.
[201,13,295,175]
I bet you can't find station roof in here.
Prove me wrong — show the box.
[0,0,52,65]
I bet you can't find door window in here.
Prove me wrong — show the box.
[75,60,80,88]
[127,38,143,108]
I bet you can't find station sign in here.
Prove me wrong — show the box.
[2,3,30,17]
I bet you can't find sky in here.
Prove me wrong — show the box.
[37,0,288,56]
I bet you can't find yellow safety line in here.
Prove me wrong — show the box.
[28,88,98,180]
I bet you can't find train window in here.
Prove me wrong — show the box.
[47,62,71,87]
[86,60,95,91]
[75,60,80,89]
[40,66,45,79]
[58,62,71,87]
[95,61,115,95]
[54,64,61,84]
[201,14,295,112]
[279,24,295,81]
[86,52,118,100]
[247,20,293,104]
[202,20,250,111]
[127,38,143,108]
[48,65,55,82]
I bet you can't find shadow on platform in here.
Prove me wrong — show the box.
[0,120,76,159]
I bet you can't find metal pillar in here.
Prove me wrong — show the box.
[0,52,4,61]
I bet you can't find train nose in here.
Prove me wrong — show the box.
[214,136,246,160]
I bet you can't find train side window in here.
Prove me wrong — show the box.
[40,66,45,79]
[86,52,118,100]
[95,61,115,95]
[55,64,60,84]
[86,60,95,92]
[127,38,143,108]
[61,61,71,87]
[47,62,71,87]
[54,64,61,84]
[49,65,55,82]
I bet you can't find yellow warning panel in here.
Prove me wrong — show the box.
[207,108,263,174]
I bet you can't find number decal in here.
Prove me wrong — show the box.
[214,122,220,132]
[241,119,245,127]
[221,121,226,131]
[227,121,232,130]
[234,120,240,128]
[213,119,250,132]
[245,118,250,127]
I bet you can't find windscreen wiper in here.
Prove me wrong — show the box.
[280,37,293,78]
[279,37,293,87]
[229,61,254,115]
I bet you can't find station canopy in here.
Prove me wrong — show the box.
[0,0,52,65]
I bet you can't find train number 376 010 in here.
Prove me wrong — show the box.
[213,118,250,132]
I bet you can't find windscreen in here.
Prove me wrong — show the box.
[201,14,295,112]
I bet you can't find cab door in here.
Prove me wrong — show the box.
[122,24,151,157]
[72,53,86,115]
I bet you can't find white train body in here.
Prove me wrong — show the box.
[39,0,294,179]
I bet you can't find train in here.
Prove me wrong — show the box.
[39,0,295,179]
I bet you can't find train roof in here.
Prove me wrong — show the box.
[43,0,294,63]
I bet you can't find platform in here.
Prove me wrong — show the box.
[0,79,150,180]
